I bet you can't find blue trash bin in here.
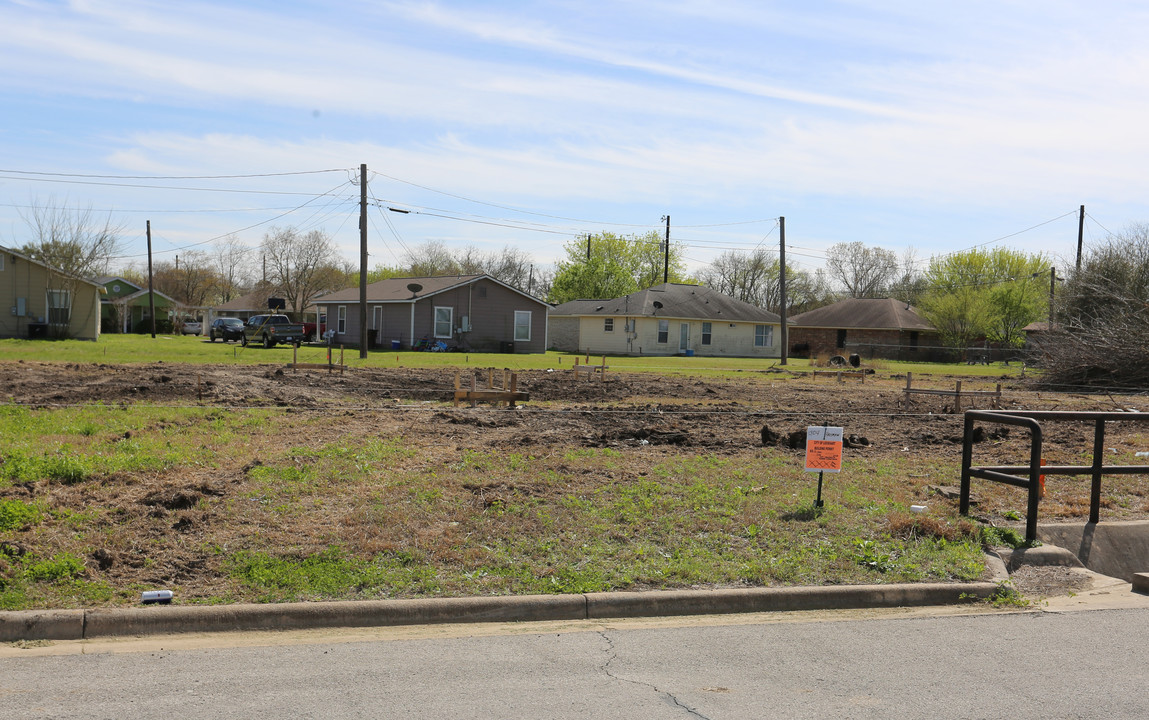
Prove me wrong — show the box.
[391,339,401,350]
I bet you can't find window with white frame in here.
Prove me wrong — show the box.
[337,305,347,334]
[755,324,773,347]
[604,318,614,332]
[0,254,5,271]
[434,306,453,338]
[657,319,669,343]
[47,289,71,325]
[701,322,712,345]
[514,310,531,341]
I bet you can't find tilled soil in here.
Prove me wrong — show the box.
[2,360,1146,603]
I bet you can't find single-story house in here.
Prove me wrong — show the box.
[312,275,549,353]
[210,288,322,327]
[95,276,178,333]
[0,245,103,341]
[787,297,938,360]
[550,283,781,357]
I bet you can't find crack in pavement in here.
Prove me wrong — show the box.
[597,630,713,720]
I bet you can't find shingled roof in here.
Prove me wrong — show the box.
[551,283,779,323]
[788,297,934,331]
[313,274,547,306]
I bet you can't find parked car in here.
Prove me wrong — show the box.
[209,317,245,343]
[241,314,307,348]
[181,320,202,336]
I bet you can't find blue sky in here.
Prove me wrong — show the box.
[2,0,1147,280]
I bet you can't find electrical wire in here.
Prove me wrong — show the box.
[0,168,349,179]
[108,180,357,259]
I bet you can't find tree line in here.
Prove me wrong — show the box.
[17,199,1144,374]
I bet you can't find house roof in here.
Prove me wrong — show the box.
[117,287,178,305]
[1,245,104,290]
[788,297,934,331]
[551,283,780,323]
[94,276,142,289]
[215,289,283,313]
[313,275,548,306]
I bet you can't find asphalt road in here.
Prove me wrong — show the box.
[3,602,1148,719]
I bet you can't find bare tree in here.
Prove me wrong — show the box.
[825,242,899,298]
[153,250,218,308]
[1038,225,1149,389]
[403,241,460,277]
[211,234,253,303]
[18,197,125,278]
[261,227,342,316]
[18,198,125,337]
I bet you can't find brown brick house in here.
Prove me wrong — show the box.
[788,297,938,360]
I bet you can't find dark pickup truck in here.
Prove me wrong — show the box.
[241,314,307,348]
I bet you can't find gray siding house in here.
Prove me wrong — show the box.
[313,275,549,353]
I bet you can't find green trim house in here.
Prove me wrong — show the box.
[95,277,178,333]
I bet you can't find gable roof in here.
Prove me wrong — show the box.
[551,283,780,323]
[313,275,548,306]
[788,297,934,331]
[94,276,143,289]
[1,245,103,290]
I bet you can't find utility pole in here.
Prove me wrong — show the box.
[662,215,670,284]
[359,163,369,359]
[1076,204,1085,272]
[1049,265,1057,315]
[528,264,534,296]
[586,234,591,262]
[146,220,156,338]
[779,216,787,366]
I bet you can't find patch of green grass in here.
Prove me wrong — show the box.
[0,498,44,531]
[225,546,441,602]
[23,553,86,582]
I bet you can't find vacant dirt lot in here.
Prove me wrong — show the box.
[2,360,1147,605]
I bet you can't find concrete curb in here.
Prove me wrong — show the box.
[0,581,999,642]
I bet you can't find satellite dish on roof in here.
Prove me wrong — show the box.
[407,283,423,298]
[652,301,663,310]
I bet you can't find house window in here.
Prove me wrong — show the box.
[435,306,453,338]
[47,289,71,325]
[604,318,614,332]
[514,310,531,341]
[337,306,347,334]
[0,254,5,271]
[701,322,712,345]
[657,319,668,343]
[478,286,487,298]
[755,325,773,347]
[909,331,919,350]
[837,329,847,348]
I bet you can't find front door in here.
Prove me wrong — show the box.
[679,323,689,353]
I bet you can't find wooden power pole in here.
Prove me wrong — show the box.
[359,163,369,359]
[147,220,156,338]
[779,216,787,366]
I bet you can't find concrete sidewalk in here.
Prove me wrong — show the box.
[0,581,1002,642]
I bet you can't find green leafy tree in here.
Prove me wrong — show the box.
[549,231,688,303]
[920,248,1047,349]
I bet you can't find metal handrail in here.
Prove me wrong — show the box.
[960,410,1149,542]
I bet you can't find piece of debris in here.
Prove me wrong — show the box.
[760,424,780,446]
[141,590,173,605]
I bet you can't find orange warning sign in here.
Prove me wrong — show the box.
[805,426,844,473]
